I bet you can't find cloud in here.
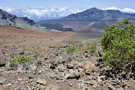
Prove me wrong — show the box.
[0,7,83,20]
[22,8,83,17]
[1,7,135,21]
[121,8,135,13]
[25,9,48,16]
[104,6,135,13]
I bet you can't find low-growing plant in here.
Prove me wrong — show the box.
[82,43,97,53]
[66,43,77,54]
[9,56,31,67]
[89,44,97,53]
[66,42,97,54]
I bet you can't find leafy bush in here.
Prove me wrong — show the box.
[101,18,135,70]
[9,56,31,67]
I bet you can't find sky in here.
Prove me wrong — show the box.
[0,0,135,9]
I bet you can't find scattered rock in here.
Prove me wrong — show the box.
[88,80,97,85]
[81,60,96,72]
[45,84,59,90]
[19,51,24,55]
[0,77,6,85]
[0,40,134,90]
[67,64,74,69]
[30,64,37,71]
[0,57,6,67]
[126,80,135,88]
[49,63,57,69]
[65,70,81,80]
[36,78,47,86]
[115,88,124,90]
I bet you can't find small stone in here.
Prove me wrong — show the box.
[108,85,115,90]
[0,58,6,67]
[44,57,48,60]
[49,63,56,69]
[57,65,65,72]
[126,80,135,88]
[31,65,37,71]
[82,60,96,72]
[27,86,32,90]
[37,78,47,86]
[17,64,24,70]
[65,70,80,80]
[67,64,74,69]
[19,51,24,55]
[0,77,6,84]
[87,80,97,85]
[115,88,124,90]
[45,84,59,90]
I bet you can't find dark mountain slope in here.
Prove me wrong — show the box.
[62,8,135,21]
[0,9,35,29]
[37,8,135,33]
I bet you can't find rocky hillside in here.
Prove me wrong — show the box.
[0,26,135,90]
[0,9,35,29]
[37,8,135,33]
[62,8,135,21]
[0,9,73,32]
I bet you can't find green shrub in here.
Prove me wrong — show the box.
[9,56,31,67]
[66,44,77,54]
[101,18,135,69]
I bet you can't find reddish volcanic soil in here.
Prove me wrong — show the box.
[0,26,75,38]
[0,26,75,47]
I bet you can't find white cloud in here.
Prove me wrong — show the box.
[0,7,83,20]
[25,9,48,16]
[1,7,135,21]
[5,8,13,12]
[104,6,135,13]
[23,8,83,17]
[121,8,135,13]
[104,6,118,10]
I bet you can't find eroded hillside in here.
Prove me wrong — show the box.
[0,26,135,90]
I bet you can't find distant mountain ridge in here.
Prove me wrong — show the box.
[0,7,135,33]
[3,7,135,21]
[37,8,135,33]
[0,9,36,29]
[62,8,135,21]
[3,8,83,21]
[0,8,75,31]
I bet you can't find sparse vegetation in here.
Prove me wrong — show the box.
[66,43,77,54]
[66,42,97,54]
[9,56,31,67]
[82,43,97,53]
